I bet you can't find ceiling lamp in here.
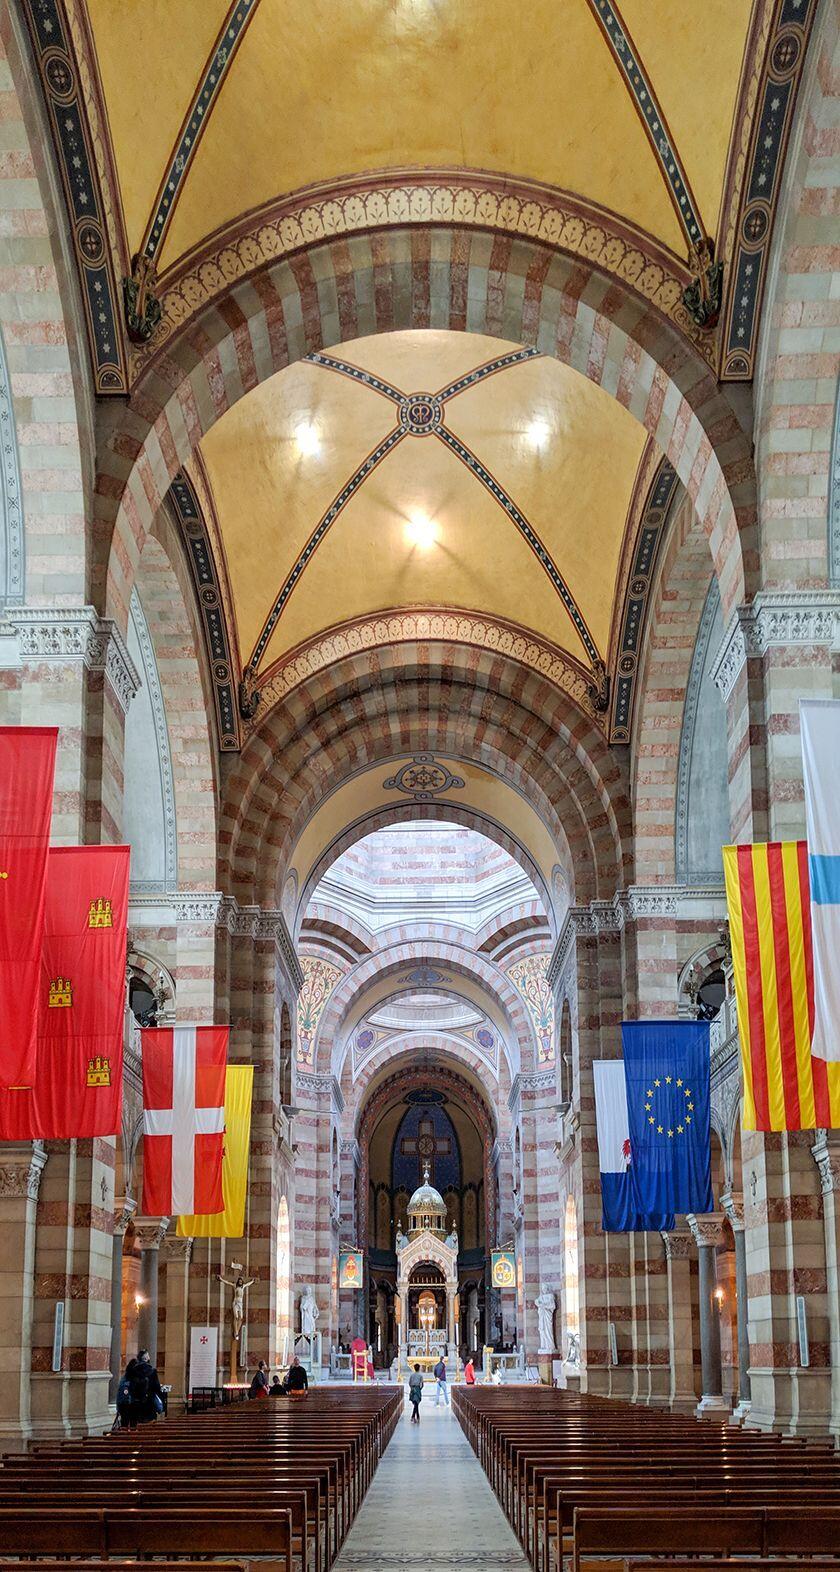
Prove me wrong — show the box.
[405,513,437,550]
[295,421,320,457]
[527,417,551,449]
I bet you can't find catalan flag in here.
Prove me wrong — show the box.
[722,841,840,1130]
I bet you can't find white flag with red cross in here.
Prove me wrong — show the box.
[141,1026,228,1215]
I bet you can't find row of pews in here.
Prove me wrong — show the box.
[0,1384,402,1572]
[452,1385,840,1572]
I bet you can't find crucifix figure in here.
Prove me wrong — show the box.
[218,1269,255,1343]
[400,1114,451,1187]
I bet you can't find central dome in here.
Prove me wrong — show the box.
[407,1161,448,1236]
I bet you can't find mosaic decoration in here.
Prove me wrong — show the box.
[355,1027,377,1054]
[506,953,555,1065]
[403,968,448,988]
[296,956,343,1067]
[609,458,680,743]
[719,0,820,380]
[20,0,127,393]
[474,1026,495,1052]
[129,175,703,382]
[139,0,260,265]
[167,470,240,751]
[586,0,705,251]
[393,1100,461,1194]
[383,756,465,803]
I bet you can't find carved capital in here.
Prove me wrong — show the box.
[661,1229,694,1260]
[812,1132,840,1196]
[114,1195,137,1234]
[163,1235,193,1264]
[686,1211,726,1249]
[134,1216,169,1250]
[0,1143,47,1200]
[712,592,840,703]
[720,1187,745,1231]
[5,606,141,712]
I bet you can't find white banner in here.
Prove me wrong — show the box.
[801,700,840,1060]
[189,1325,218,1391]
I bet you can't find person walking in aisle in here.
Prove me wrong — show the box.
[434,1354,449,1406]
[408,1363,423,1423]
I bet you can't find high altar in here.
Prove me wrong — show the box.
[395,1162,459,1376]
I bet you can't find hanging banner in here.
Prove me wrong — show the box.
[189,1325,218,1391]
[0,726,57,1088]
[141,1025,228,1215]
[178,1064,254,1238]
[491,1249,515,1288]
[0,844,130,1138]
[339,1249,364,1289]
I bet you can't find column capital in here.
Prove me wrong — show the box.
[720,1187,745,1231]
[0,1142,47,1201]
[661,1228,694,1260]
[114,1195,137,1234]
[134,1216,169,1250]
[686,1212,727,1249]
[712,590,840,703]
[3,605,141,712]
[811,1131,840,1194]
[163,1235,193,1264]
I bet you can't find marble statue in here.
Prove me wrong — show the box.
[218,1269,255,1343]
[395,1223,406,1251]
[300,1283,320,1338]
[566,1330,581,1367]
[444,1222,459,1252]
[535,1282,556,1353]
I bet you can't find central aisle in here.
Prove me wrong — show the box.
[333,1391,530,1570]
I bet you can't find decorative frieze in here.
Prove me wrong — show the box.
[127,892,303,992]
[548,885,727,990]
[3,607,141,712]
[519,1070,557,1094]
[297,1071,343,1111]
[712,592,840,703]
[661,1230,694,1260]
[0,1143,47,1200]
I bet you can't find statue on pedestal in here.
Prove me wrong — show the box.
[444,1221,459,1252]
[218,1267,255,1343]
[534,1282,556,1353]
[299,1283,320,1339]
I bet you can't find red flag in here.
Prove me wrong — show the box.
[0,844,130,1138]
[141,1026,228,1215]
[0,726,57,1087]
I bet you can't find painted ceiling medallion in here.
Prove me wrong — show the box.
[399,394,445,436]
[384,756,465,802]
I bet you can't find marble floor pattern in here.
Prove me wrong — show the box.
[333,1391,530,1571]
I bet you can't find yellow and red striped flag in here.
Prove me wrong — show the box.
[723,841,840,1130]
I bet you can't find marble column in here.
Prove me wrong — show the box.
[661,1228,697,1411]
[163,1235,193,1407]
[133,1218,168,1365]
[108,1196,136,1401]
[0,1144,47,1447]
[721,1188,751,1416]
[812,1134,840,1442]
[688,1213,727,1414]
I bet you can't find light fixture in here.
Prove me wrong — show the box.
[713,1285,725,1307]
[134,1293,145,1309]
[527,417,551,449]
[405,513,437,550]
[295,421,320,458]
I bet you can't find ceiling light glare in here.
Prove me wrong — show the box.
[527,418,551,449]
[295,421,320,457]
[405,513,437,550]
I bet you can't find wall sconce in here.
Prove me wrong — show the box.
[134,1293,145,1311]
[713,1285,725,1307]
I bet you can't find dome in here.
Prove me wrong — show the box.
[406,1162,448,1236]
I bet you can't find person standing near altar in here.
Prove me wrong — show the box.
[434,1354,449,1406]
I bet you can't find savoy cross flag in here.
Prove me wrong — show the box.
[141,1025,228,1216]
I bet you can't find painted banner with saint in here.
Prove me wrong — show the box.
[491,1248,515,1288]
[339,1250,364,1289]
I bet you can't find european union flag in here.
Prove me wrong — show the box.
[622,1020,713,1217]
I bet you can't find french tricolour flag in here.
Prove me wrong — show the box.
[141,1026,228,1215]
[801,701,840,1061]
[593,1060,673,1232]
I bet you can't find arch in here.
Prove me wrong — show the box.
[124,586,177,890]
[674,576,729,886]
[348,1036,510,1121]
[315,939,539,1082]
[98,226,753,651]
[221,641,631,909]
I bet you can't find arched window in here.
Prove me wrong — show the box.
[279,1004,292,1106]
[276,1195,292,1364]
[563,1194,580,1358]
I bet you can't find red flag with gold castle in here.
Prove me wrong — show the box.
[0,727,57,1087]
[0,844,129,1138]
[723,840,840,1131]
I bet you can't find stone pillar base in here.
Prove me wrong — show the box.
[537,1352,554,1385]
[696,1393,729,1418]
[730,1400,752,1424]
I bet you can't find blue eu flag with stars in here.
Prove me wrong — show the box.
[622,1020,713,1217]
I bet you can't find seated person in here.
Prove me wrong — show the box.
[269,1374,285,1396]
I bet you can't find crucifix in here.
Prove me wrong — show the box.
[400,1114,451,1186]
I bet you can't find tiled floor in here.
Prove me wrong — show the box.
[333,1390,530,1571]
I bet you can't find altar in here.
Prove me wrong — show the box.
[395,1162,459,1376]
